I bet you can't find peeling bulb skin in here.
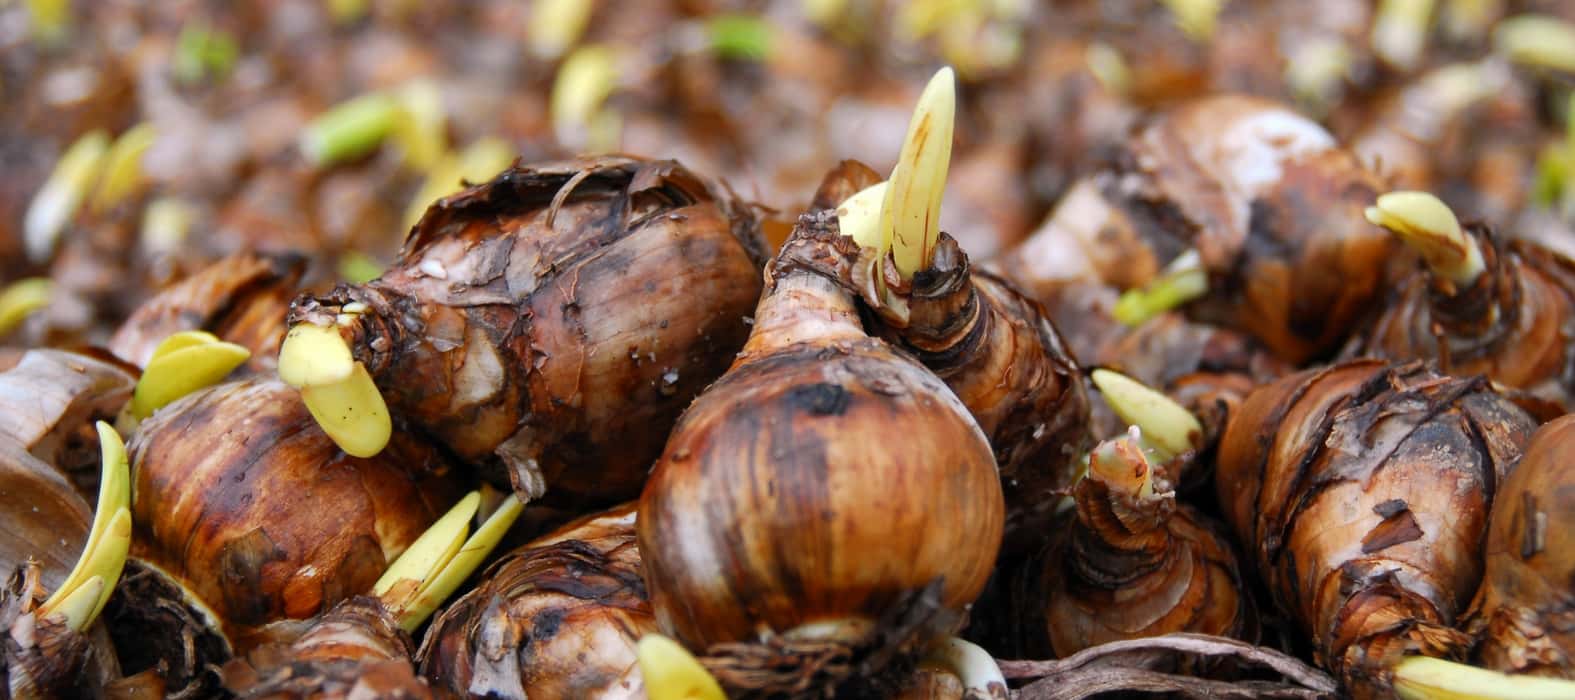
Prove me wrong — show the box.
[1099,95,1395,364]
[637,208,1004,697]
[1215,360,1538,699]
[1347,223,1575,412]
[220,596,439,699]
[418,503,657,700]
[287,157,765,509]
[1465,414,1575,678]
[108,251,306,371]
[0,348,136,485]
[126,378,463,652]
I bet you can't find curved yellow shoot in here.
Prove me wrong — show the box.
[1394,656,1575,700]
[50,576,103,632]
[0,278,52,336]
[300,363,391,458]
[301,93,400,167]
[130,339,250,419]
[40,424,132,630]
[1494,15,1575,73]
[1090,369,1202,461]
[394,493,524,631]
[91,123,155,213]
[880,67,956,280]
[25,130,108,263]
[279,323,355,388]
[1365,191,1484,286]
[638,634,726,700]
[837,181,890,251]
[1112,250,1208,325]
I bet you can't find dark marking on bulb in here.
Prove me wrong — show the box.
[790,383,851,417]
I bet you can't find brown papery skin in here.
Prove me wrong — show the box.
[127,378,462,649]
[0,348,136,492]
[419,503,653,699]
[638,210,1005,697]
[1043,440,1256,658]
[222,597,440,699]
[1102,95,1395,365]
[1466,414,1575,678]
[289,156,765,508]
[0,440,91,592]
[1351,226,1575,411]
[109,250,306,371]
[807,165,1088,538]
[1216,360,1537,699]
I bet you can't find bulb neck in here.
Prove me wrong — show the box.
[741,213,871,358]
[1424,225,1516,346]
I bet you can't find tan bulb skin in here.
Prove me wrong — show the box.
[126,378,461,653]
[637,208,1004,697]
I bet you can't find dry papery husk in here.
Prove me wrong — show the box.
[108,250,305,372]
[999,633,1339,700]
[221,596,437,699]
[0,348,136,495]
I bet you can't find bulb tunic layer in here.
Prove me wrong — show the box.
[1216,360,1537,699]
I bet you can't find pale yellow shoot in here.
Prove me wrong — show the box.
[278,323,355,388]
[0,278,51,336]
[1373,0,1437,71]
[49,576,103,632]
[91,124,155,214]
[880,67,956,280]
[140,197,194,255]
[801,0,847,28]
[1112,250,1208,326]
[84,508,131,622]
[300,363,391,458]
[26,0,70,42]
[1365,191,1485,286]
[1393,656,1575,700]
[1494,15,1575,73]
[1442,0,1502,40]
[923,637,1007,700]
[395,493,525,631]
[301,93,400,167]
[392,80,446,172]
[41,423,131,625]
[148,330,223,362]
[552,45,620,151]
[837,181,890,251]
[1090,369,1202,461]
[1162,0,1223,42]
[638,634,726,700]
[130,340,251,419]
[375,492,479,601]
[25,130,109,263]
[529,0,596,59]
[1085,42,1130,95]
[403,137,516,229]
